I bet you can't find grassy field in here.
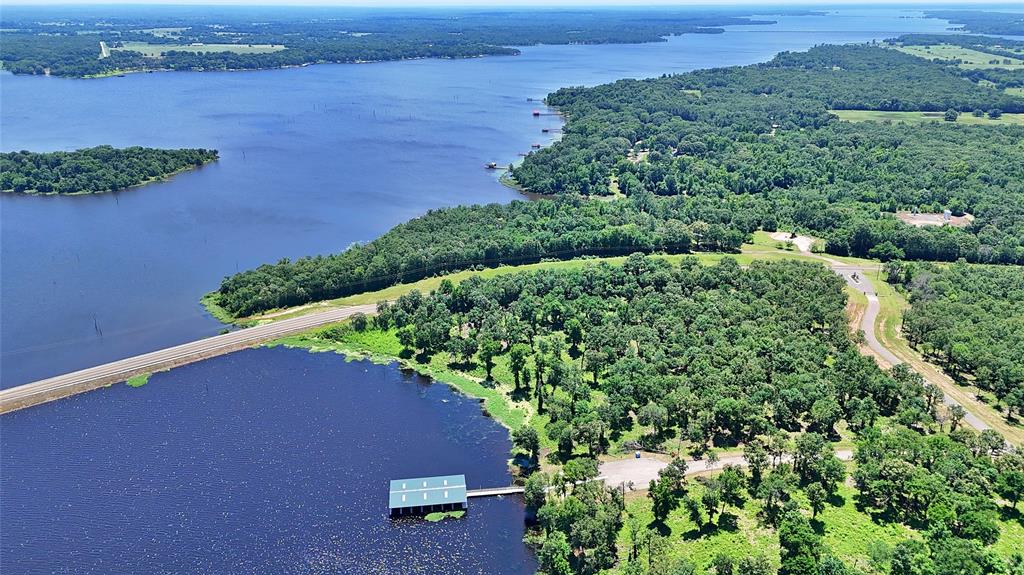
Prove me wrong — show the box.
[113,42,286,57]
[1007,87,1024,97]
[831,109,1024,126]
[890,44,1024,69]
[611,474,1023,573]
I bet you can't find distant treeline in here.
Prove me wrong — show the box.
[924,10,1024,36]
[511,44,1024,264]
[0,9,781,77]
[0,146,218,194]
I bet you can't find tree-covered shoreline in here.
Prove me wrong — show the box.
[511,44,1024,265]
[0,146,218,195]
[0,8,784,78]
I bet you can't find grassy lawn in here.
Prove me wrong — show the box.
[831,109,1024,126]
[1007,87,1024,97]
[113,41,286,57]
[612,475,1022,573]
[889,44,1024,69]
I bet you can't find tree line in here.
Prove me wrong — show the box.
[212,195,751,317]
[0,9,781,77]
[511,44,1024,265]
[1,146,218,195]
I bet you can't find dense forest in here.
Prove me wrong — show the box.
[0,146,218,195]
[0,7,782,77]
[885,261,1024,422]
[304,256,1020,573]
[511,44,1024,264]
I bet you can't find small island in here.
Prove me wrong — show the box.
[1,146,218,195]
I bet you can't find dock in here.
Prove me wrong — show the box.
[466,486,524,497]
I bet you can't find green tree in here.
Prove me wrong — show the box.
[477,336,501,380]
[806,483,827,518]
[944,108,959,122]
[890,540,935,575]
[649,476,679,523]
[509,343,531,391]
[538,531,572,575]
[513,425,541,462]
[737,555,773,575]
[778,511,821,575]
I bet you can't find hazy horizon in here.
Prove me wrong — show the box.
[1,0,1014,7]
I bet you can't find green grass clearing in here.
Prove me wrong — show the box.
[1006,87,1024,97]
[889,43,1024,69]
[831,109,1024,126]
[611,472,1021,573]
[113,42,286,57]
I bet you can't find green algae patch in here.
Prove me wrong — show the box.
[424,510,466,522]
[126,373,151,388]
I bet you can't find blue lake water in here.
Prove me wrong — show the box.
[1,347,535,574]
[0,8,959,575]
[0,9,953,387]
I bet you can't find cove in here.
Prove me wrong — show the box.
[0,346,536,574]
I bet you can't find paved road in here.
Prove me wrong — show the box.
[787,242,991,433]
[0,303,377,414]
[600,450,855,490]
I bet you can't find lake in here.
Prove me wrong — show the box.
[0,8,953,387]
[0,8,957,574]
[0,347,536,574]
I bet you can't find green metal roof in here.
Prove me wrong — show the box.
[389,474,467,509]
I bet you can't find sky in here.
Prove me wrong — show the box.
[0,0,1010,6]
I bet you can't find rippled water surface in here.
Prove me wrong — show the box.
[0,347,533,574]
[0,9,953,387]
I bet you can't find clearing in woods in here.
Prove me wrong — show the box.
[111,42,286,57]
[889,43,1024,69]
[830,109,1024,126]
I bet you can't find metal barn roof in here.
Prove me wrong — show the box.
[389,474,467,509]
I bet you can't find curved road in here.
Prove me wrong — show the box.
[806,249,990,433]
[0,304,376,414]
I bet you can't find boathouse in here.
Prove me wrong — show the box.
[389,474,468,516]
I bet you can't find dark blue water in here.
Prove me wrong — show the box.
[0,347,534,574]
[0,9,954,387]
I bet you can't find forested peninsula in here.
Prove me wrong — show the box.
[0,8,782,78]
[212,42,1024,319]
[0,146,218,195]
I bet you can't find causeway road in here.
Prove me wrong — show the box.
[0,303,377,414]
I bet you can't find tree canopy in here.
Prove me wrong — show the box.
[0,146,217,195]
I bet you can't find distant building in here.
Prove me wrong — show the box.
[389,474,467,516]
